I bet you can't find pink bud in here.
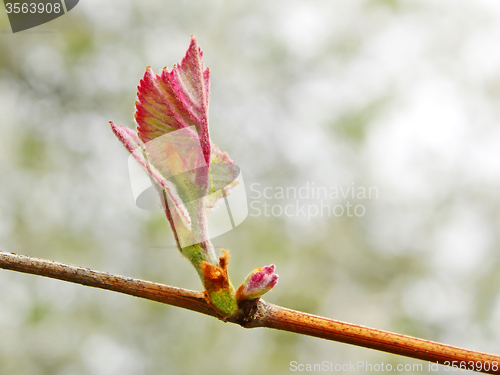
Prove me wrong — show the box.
[237,264,278,301]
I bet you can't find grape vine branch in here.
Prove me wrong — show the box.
[1,250,499,374]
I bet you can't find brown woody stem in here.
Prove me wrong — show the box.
[1,251,499,374]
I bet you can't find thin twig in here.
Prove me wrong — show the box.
[0,251,216,318]
[1,251,499,374]
[249,304,500,373]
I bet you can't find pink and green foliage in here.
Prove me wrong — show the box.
[110,36,277,317]
[110,36,229,263]
[135,37,211,163]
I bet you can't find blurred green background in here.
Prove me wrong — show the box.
[1,0,500,374]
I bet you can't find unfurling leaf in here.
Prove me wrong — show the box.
[110,36,277,318]
[110,36,238,258]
